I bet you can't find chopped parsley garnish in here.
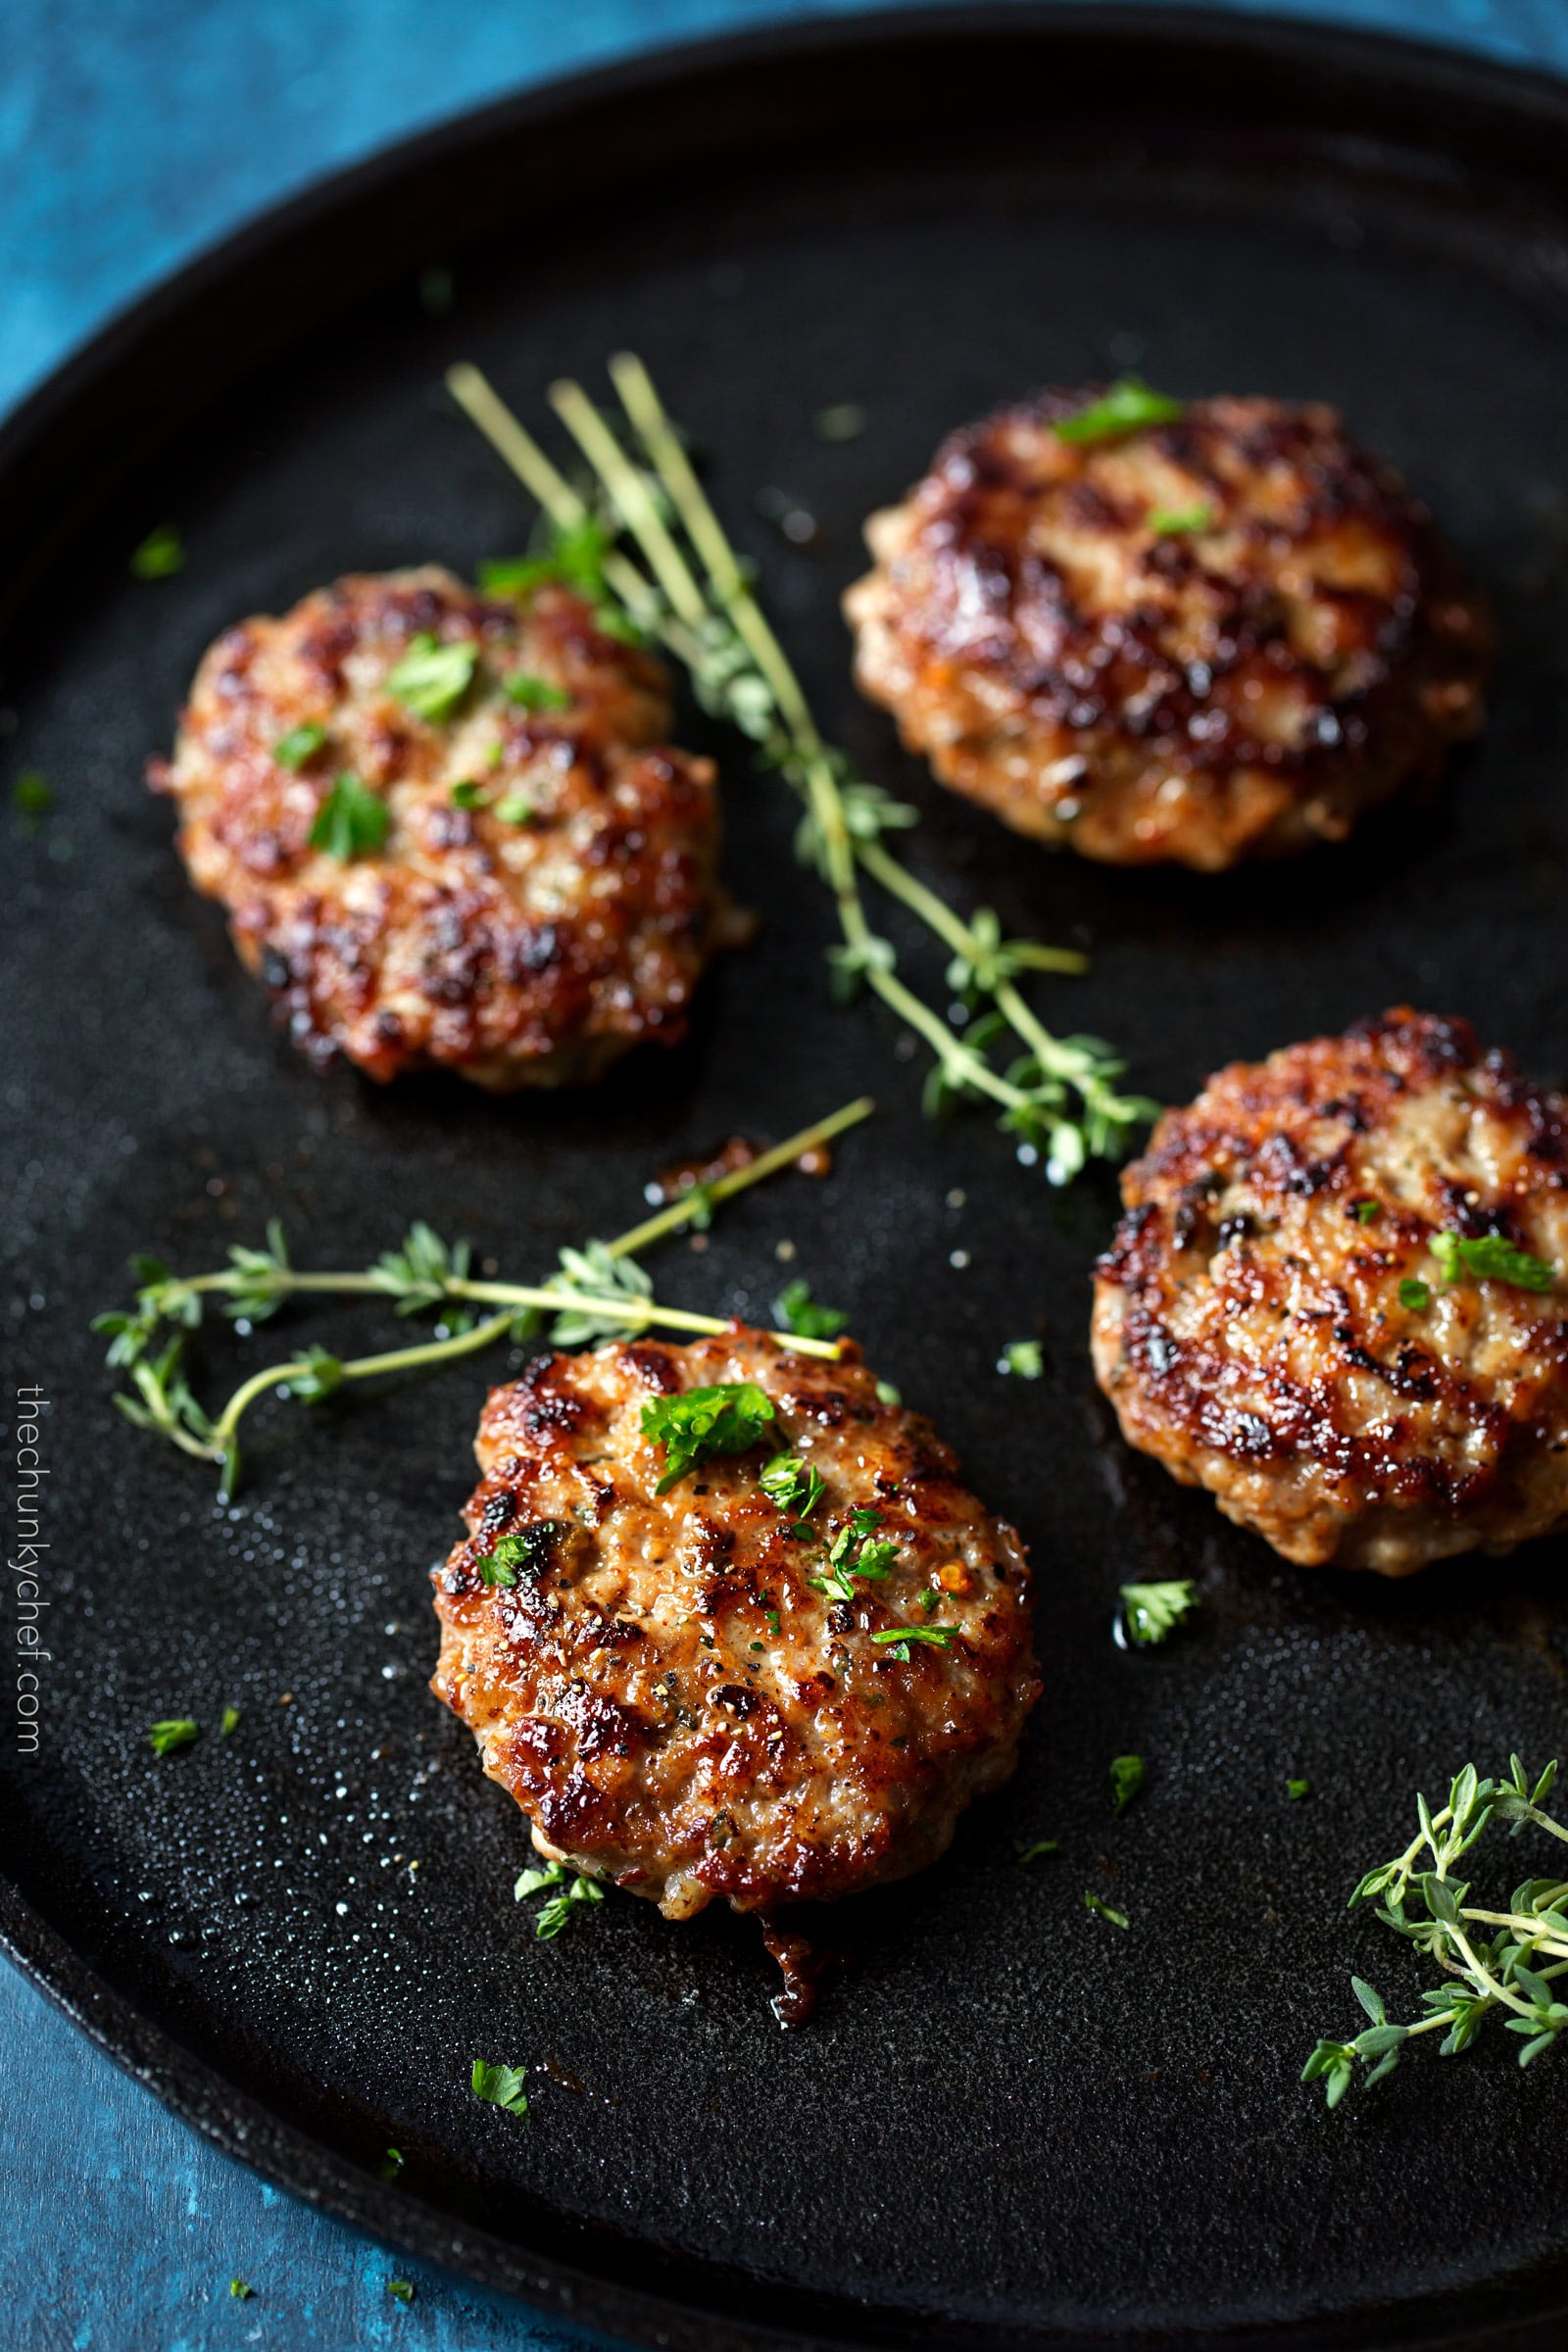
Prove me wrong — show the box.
[220,1704,240,1738]
[1399,1277,1431,1312]
[387,2278,416,2306]
[130,523,184,580]
[450,778,486,808]
[1431,1231,1553,1292]
[641,1382,775,1494]
[228,2278,254,2300]
[543,515,614,596]
[519,1864,603,1936]
[871,1624,957,1659]
[493,793,536,826]
[999,1339,1043,1380]
[535,1875,604,1939]
[482,520,638,644]
[1084,1890,1130,1929]
[874,1379,902,1406]
[387,632,478,721]
[772,1278,848,1341]
[1109,1753,1145,1814]
[379,2146,405,2181]
[273,723,325,770]
[1015,1838,1060,1864]
[478,555,559,594]
[809,1506,896,1600]
[759,1452,824,1525]
[504,671,570,711]
[481,1521,559,1587]
[1054,378,1184,447]
[1119,1578,1198,1646]
[470,2059,530,2118]
[1147,503,1213,535]
[1288,1777,1311,1801]
[149,1717,199,1755]
[1351,1199,1381,1225]
[308,771,389,860]
[11,770,54,832]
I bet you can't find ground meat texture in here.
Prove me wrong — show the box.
[1091,1010,1568,1574]
[844,394,1488,869]
[430,1328,1039,1918]
[150,566,722,1085]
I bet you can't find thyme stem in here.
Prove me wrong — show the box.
[446,357,1155,1182]
[101,1099,871,1494]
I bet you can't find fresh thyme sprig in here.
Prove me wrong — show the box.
[95,1098,871,1499]
[1304,1756,1568,2106]
[445,357,1154,1186]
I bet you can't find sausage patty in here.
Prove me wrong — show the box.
[151,566,722,1085]
[1092,1010,1568,1574]
[845,392,1488,869]
[430,1328,1039,1919]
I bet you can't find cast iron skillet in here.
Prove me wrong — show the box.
[4,10,1568,2346]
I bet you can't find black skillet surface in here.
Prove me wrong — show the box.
[5,11,1568,2347]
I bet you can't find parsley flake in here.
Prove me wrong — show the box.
[149,1717,199,1755]
[1109,1753,1145,1814]
[493,793,536,826]
[1351,1199,1381,1225]
[641,1383,775,1494]
[130,523,184,579]
[1054,378,1185,447]
[1147,503,1213,535]
[1288,1777,1311,1801]
[999,1339,1043,1380]
[1085,1890,1130,1929]
[1399,1277,1431,1312]
[387,2278,416,2305]
[772,1278,848,1341]
[809,1506,898,1600]
[229,2278,254,2300]
[387,632,478,721]
[1015,1838,1060,1864]
[11,770,54,833]
[308,772,389,861]
[504,671,570,711]
[1119,1579,1198,1646]
[450,779,486,808]
[481,1522,559,1587]
[759,1453,824,1524]
[379,2146,405,2181]
[1432,1231,1553,1293]
[220,1704,240,1738]
[273,723,325,770]
[470,2059,530,2118]
[870,1624,957,1659]
[479,556,559,594]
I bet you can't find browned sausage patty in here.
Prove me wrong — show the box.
[430,1328,1039,1916]
[1091,1010,1568,1574]
[845,394,1488,869]
[151,566,722,1085]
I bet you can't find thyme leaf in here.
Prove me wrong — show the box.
[1306,1755,1568,2106]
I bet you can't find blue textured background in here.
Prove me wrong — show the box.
[3,3,1565,2344]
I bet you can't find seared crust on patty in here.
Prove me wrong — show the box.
[152,566,721,1086]
[845,394,1488,869]
[431,1328,1039,1917]
[1092,1010,1568,1574]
